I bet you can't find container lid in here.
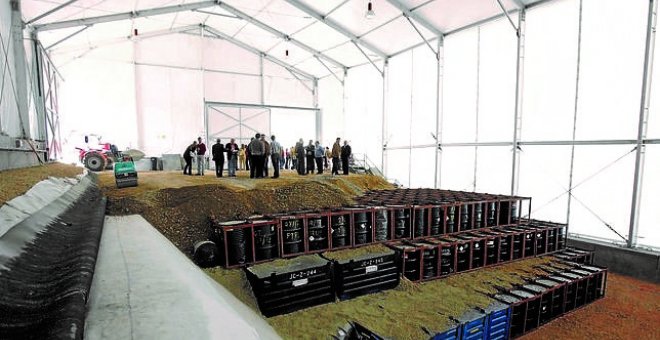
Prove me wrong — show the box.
[523,284,546,294]
[578,265,602,272]
[495,294,520,304]
[247,255,329,279]
[251,219,276,224]
[559,272,581,279]
[548,275,572,283]
[510,290,536,299]
[457,308,485,323]
[535,279,561,288]
[481,301,510,314]
[216,220,248,227]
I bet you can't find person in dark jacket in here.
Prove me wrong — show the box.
[295,139,305,175]
[249,133,265,178]
[341,140,352,175]
[305,140,315,175]
[225,138,239,177]
[183,141,197,175]
[331,137,341,176]
[212,139,225,177]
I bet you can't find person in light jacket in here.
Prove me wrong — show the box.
[314,141,324,175]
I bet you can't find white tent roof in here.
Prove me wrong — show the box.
[22,0,551,78]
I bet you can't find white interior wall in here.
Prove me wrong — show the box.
[343,62,383,168]
[52,31,314,159]
[339,0,659,248]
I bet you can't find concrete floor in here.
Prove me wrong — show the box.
[85,215,280,340]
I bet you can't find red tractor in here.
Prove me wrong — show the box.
[75,135,119,172]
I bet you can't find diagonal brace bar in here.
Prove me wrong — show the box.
[352,41,383,76]
[495,0,519,33]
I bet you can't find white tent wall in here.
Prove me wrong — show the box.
[51,29,315,158]
[338,0,659,249]
[318,75,345,145]
[54,42,138,162]
[343,62,383,168]
[566,0,647,244]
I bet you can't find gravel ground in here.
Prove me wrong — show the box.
[0,162,83,206]
[98,170,393,256]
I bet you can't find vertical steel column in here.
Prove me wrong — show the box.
[381,59,389,176]
[628,0,658,248]
[435,37,444,189]
[30,32,47,142]
[473,27,482,192]
[409,51,414,187]
[567,0,585,226]
[201,28,209,149]
[314,78,322,142]
[10,0,30,139]
[260,54,265,105]
[510,10,526,196]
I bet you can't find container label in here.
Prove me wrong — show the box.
[288,269,318,280]
[292,278,308,287]
[360,257,386,267]
[365,265,378,273]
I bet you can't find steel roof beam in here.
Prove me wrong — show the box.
[33,0,219,32]
[202,25,316,80]
[384,0,444,36]
[216,2,347,71]
[283,0,387,59]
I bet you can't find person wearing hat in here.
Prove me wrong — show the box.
[212,138,225,178]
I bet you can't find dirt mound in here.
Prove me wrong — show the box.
[101,171,393,255]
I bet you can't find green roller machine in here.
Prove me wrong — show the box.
[114,154,138,188]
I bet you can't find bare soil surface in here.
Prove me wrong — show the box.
[0,162,83,206]
[98,170,392,256]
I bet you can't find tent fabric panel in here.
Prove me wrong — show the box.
[202,36,261,75]
[521,0,579,141]
[361,16,436,59]
[292,22,350,53]
[135,33,202,69]
[204,72,262,105]
[574,0,648,140]
[326,0,402,37]
[414,0,518,33]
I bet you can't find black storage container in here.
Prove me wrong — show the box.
[246,255,335,317]
[323,245,399,301]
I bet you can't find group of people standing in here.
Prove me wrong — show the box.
[293,137,352,176]
[182,135,352,178]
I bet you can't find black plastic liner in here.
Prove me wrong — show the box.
[0,181,106,340]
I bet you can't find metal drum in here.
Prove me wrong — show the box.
[254,223,276,260]
[375,209,389,241]
[282,218,303,254]
[353,212,369,245]
[307,216,327,251]
[430,206,442,236]
[393,208,409,239]
[331,214,349,247]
